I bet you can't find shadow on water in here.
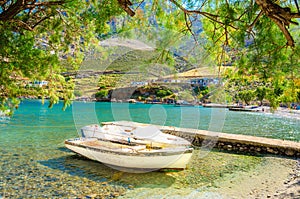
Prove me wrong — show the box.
[39,153,176,189]
[57,146,73,152]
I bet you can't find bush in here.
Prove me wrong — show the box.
[95,90,109,98]
[238,90,255,105]
[255,86,268,105]
[178,90,195,102]
[74,90,83,97]
[156,89,173,98]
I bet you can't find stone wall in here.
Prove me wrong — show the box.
[102,121,300,158]
[163,129,300,157]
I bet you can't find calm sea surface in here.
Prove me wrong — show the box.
[0,100,299,198]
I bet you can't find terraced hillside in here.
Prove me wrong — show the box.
[73,48,196,99]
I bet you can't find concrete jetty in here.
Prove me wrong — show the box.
[102,121,300,157]
[202,103,238,108]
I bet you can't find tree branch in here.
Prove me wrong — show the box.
[248,10,263,32]
[184,13,198,45]
[295,0,300,13]
[11,19,33,30]
[31,16,51,29]
[255,0,299,47]
[0,0,5,6]
[0,0,25,21]
[117,0,135,16]
[25,0,65,8]
[169,0,238,31]
[270,17,295,47]
[169,0,218,19]
[134,0,145,11]
[0,0,65,21]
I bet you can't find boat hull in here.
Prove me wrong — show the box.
[65,139,193,172]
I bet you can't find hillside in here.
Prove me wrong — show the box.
[73,45,198,99]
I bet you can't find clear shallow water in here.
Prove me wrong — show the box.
[0,100,299,197]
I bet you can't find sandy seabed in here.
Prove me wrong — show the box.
[121,156,300,199]
[210,156,300,199]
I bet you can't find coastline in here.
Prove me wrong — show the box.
[1,100,299,198]
[120,156,299,199]
[210,156,299,199]
[74,99,300,120]
[22,98,300,120]
[272,107,300,120]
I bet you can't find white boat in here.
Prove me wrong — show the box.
[80,124,191,146]
[65,124,193,172]
[174,100,194,107]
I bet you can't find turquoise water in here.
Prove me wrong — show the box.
[0,100,299,198]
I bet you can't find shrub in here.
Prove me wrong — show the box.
[238,90,255,105]
[95,90,109,98]
[156,89,173,98]
[74,90,83,97]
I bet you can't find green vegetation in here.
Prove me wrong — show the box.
[131,86,174,100]
[74,76,99,98]
[155,89,173,98]
[223,67,300,107]
[0,0,124,111]
[1,0,300,111]
[255,86,268,106]
[177,90,195,102]
[95,90,109,99]
[238,90,255,105]
[98,74,122,89]
[73,90,83,97]
[105,50,160,72]
[81,50,160,72]
[194,86,209,102]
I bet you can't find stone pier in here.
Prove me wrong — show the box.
[102,121,300,157]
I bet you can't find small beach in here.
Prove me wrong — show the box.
[121,155,299,199]
[210,156,299,199]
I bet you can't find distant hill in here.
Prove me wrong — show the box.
[72,38,208,98]
[163,66,229,79]
[80,48,194,73]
